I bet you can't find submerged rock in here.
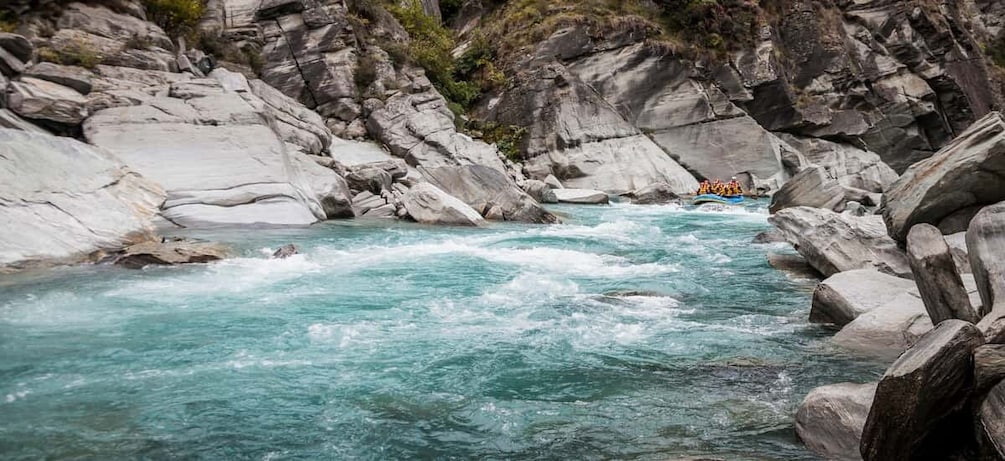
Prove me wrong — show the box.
[272,244,300,259]
[113,239,228,269]
[796,382,877,461]
[553,188,609,205]
[861,320,985,461]
[624,182,680,205]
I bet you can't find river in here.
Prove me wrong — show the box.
[0,201,884,459]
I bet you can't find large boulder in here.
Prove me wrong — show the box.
[832,292,932,360]
[811,269,917,326]
[624,182,680,205]
[975,345,1005,394]
[795,382,877,461]
[402,182,485,227]
[113,239,228,269]
[860,320,985,461]
[6,77,89,126]
[777,134,898,193]
[769,165,846,213]
[906,224,978,324]
[978,381,1005,459]
[0,129,164,269]
[83,76,343,227]
[421,165,557,223]
[552,188,609,205]
[967,202,1005,316]
[24,62,95,95]
[769,207,911,278]
[882,112,1005,243]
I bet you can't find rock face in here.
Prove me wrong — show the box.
[113,239,228,269]
[83,72,349,227]
[974,345,1005,394]
[979,381,1005,458]
[422,165,557,223]
[967,202,1005,316]
[795,382,877,461]
[883,112,1005,243]
[769,207,911,278]
[769,165,845,213]
[6,77,89,127]
[402,182,485,227]
[811,269,917,326]
[777,135,898,194]
[832,291,933,360]
[0,129,164,269]
[860,320,985,461]
[906,224,978,324]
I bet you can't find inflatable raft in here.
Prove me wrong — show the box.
[692,194,744,205]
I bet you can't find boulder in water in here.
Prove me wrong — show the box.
[795,381,877,461]
[521,179,558,204]
[882,112,1005,243]
[272,244,300,259]
[769,207,911,278]
[114,239,229,269]
[906,224,978,324]
[402,183,485,227]
[811,269,917,326]
[832,292,932,360]
[553,188,609,204]
[769,165,845,213]
[860,320,985,461]
[422,165,557,223]
[624,182,681,205]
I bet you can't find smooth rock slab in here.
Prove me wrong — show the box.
[402,183,485,227]
[0,129,164,269]
[811,269,917,326]
[796,382,877,461]
[24,62,96,95]
[553,188,610,204]
[861,320,985,461]
[422,165,558,223]
[833,292,932,360]
[769,165,845,213]
[906,224,978,324]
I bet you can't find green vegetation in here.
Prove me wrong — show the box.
[0,9,18,32]
[386,0,482,109]
[37,40,103,69]
[657,0,763,52]
[470,121,527,162]
[988,36,1005,68]
[142,0,205,39]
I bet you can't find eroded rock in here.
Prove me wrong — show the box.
[796,382,877,461]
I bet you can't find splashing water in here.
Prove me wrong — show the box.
[0,201,883,459]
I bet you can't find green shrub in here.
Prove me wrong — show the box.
[355,54,380,89]
[143,0,205,39]
[472,121,527,162]
[38,40,104,69]
[988,36,1005,68]
[656,0,762,52]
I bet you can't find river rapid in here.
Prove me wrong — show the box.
[0,201,884,459]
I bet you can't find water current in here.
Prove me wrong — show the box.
[0,201,885,459]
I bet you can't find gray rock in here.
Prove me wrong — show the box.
[832,292,932,360]
[57,2,173,50]
[811,269,918,326]
[290,151,354,219]
[0,33,33,63]
[272,244,300,259]
[0,45,25,77]
[0,109,49,134]
[553,188,609,205]
[521,179,558,204]
[363,203,396,218]
[796,382,877,461]
[769,207,911,278]
[0,129,163,269]
[777,134,898,193]
[345,167,392,195]
[402,183,485,227]
[114,239,228,269]
[978,381,1005,459]
[883,112,1005,243]
[6,77,89,126]
[861,320,985,461]
[944,232,972,274]
[906,224,978,324]
[975,344,1005,394]
[770,165,846,213]
[24,62,96,95]
[422,165,558,223]
[625,182,680,205]
[352,190,385,215]
[752,229,786,244]
[967,202,1005,316]
[543,174,563,189]
[766,252,821,280]
[978,309,1005,345]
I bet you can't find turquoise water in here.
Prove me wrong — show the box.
[0,202,883,459]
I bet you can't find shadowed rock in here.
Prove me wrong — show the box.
[967,202,1005,317]
[975,345,1005,394]
[625,182,680,205]
[861,320,985,461]
[812,269,917,326]
[906,224,978,324]
[769,165,845,213]
[883,112,1005,243]
[977,381,1005,459]
[271,244,299,259]
[796,382,877,461]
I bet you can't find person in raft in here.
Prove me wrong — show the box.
[697,180,711,195]
[696,178,743,196]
